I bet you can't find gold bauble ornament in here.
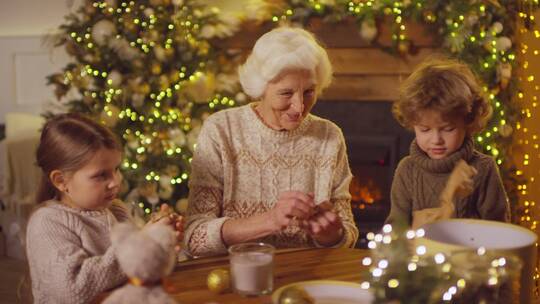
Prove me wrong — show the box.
[207,269,230,293]
[164,47,175,59]
[123,15,137,32]
[278,286,314,304]
[197,41,210,56]
[169,70,180,83]
[499,124,513,137]
[398,41,410,55]
[151,63,162,75]
[139,83,151,95]
[159,75,170,91]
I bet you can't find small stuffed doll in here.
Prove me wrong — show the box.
[412,159,478,229]
[103,222,177,304]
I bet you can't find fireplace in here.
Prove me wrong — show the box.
[311,101,414,248]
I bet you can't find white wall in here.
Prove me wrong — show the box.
[0,0,80,124]
[0,0,242,124]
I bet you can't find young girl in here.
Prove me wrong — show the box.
[26,113,181,303]
[386,58,510,229]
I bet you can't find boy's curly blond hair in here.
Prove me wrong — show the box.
[393,57,492,134]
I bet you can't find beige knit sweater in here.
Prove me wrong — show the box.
[26,200,130,304]
[386,137,510,225]
[184,103,359,257]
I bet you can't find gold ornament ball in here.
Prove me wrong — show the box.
[398,41,410,54]
[148,29,160,42]
[278,286,314,304]
[151,63,162,75]
[123,16,137,32]
[169,70,180,83]
[499,124,513,137]
[138,83,151,95]
[207,269,230,293]
[164,47,175,58]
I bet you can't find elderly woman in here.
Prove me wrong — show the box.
[184,27,358,257]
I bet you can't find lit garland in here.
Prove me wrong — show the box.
[515,1,540,293]
[515,1,540,232]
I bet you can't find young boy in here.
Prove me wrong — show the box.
[386,58,510,229]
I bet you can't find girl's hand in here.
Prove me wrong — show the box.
[269,191,315,231]
[147,204,184,246]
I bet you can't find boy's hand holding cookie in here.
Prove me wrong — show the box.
[412,160,477,229]
[442,159,477,203]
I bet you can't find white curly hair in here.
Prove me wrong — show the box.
[238,26,333,99]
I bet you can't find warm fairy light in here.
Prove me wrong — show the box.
[434,253,446,264]
[515,4,539,239]
[362,257,372,266]
[416,246,427,255]
[388,279,399,288]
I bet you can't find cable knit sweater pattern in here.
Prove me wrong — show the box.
[26,200,130,304]
[386,137,510,225]
[184,103,359,257]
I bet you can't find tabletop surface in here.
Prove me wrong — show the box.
[165,247,370,304]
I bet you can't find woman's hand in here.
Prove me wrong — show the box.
[302,201,343,246]
[269,191,316,232]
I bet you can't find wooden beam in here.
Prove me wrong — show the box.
[321,75,401,102]
[329,48,440,75]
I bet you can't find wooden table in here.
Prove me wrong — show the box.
[164,248,370,304]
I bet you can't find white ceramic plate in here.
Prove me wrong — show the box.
[420,219,537,250]
[272,280,373,304]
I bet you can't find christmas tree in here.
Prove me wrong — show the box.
[47,0,245,219]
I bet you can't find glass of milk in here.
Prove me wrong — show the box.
[229,242,275,296]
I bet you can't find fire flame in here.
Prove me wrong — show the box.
[350,177,382,205]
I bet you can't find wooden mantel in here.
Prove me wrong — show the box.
[219,18,440,102]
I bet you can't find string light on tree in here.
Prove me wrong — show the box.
[47,0,240,219]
